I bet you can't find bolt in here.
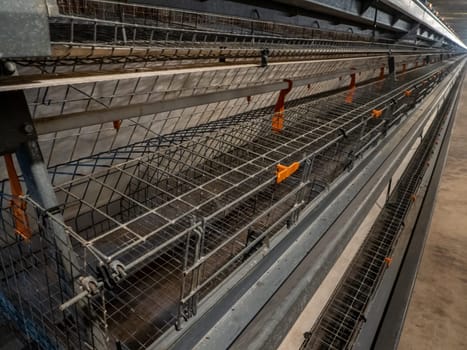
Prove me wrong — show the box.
[260,48,270,67]
[23,123,34,135]
[1,61,16,76]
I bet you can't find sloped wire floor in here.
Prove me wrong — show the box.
[0,60,452,349]
[52,63,444,348]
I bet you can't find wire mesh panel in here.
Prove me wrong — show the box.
[0,56,455,349]
[0,1,458,346]
[1,0,440,78]
[0,55,399,181]
[7,51,436,181]
[0,197,108,349]
[0,0,445,183]
[301,67,454,350]
[54,0,370,42]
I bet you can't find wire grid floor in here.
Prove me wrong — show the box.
[0,59,453,349]
[0,200,108,350]
[49,65,434,347]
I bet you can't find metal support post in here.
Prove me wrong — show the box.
[0,90,81,282]
[290,158,312,227]
[178,218,206,330]
[8,91,107,349]
[16,142,108,349]
[16,140,80,272]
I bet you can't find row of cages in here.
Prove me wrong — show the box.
[7,0,448,77]
[3,54,443,182]
[0,57,455,349]
[305,78,452,349]
[55,0,378,42]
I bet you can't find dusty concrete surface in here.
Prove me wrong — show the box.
[398,74,467,350]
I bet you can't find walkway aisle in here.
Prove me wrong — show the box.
[398,74,467,350]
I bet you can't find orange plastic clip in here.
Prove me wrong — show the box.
[272,80,293,133]
[113,120,122,130]
[349,72,357,89]
[345,88,355,104]
[276,162,300,184]
[4,154,31,240]
[372,109,383,119]
[272,112,285,133]
[379,66,385,80]
[345,73,357,104]
[404,90,412,97]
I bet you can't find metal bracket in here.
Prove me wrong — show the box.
[177,218,206,330]
[261,48,270,67]
[0,90,37,155]
[0,0,51,58]
[360,0,377,15]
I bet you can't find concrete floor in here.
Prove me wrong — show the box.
[398,74,467,350]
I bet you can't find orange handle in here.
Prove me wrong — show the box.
[372,109,383,119]
[272,110,285,132]
[276,162,300,184]
[272,80,293,133]
[113,120,122,130]
[4,154,31,240]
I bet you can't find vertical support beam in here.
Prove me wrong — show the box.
[402,63,407,73]
[290,158,312,226]
[18,142,109,348]
[178,218,206,330]
[424,55,430,65]
[371,0,379,39]
[272,80,293,133]
[0,90,37,155]
[7,91,107,349]
[0,89,80,280]
[16,140,107,349]
[15,140,80,270]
